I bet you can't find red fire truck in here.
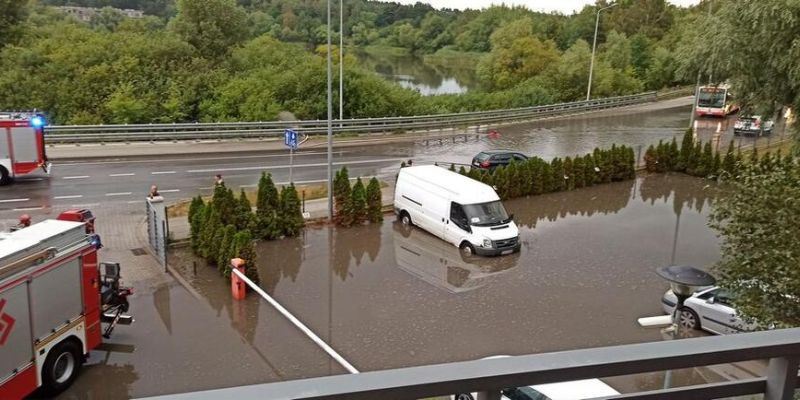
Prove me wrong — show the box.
[0,112,51,185]
[0,217,132,399]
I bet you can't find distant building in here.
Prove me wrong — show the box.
[56,6,145,22]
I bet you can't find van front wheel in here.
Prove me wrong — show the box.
[399,211,412,226]
[460,242,475,256]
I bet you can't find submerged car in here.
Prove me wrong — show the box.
[661,286,756,335]
[733,115,773,136]
[472,150,528,170]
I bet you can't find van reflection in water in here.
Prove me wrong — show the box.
[392,222,520,293]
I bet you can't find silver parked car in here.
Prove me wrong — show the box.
[661,286,756,335]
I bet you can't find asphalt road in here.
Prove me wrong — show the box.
[3,97,777,217]
[0,149,405,214]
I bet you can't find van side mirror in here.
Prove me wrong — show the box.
[706,297,716,304]
[508,214,514,222]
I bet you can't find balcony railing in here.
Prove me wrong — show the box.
[138,327,800,400]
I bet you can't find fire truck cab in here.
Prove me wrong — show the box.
[0,217,132,399]
[0,112,51,185]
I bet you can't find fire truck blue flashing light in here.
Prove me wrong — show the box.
[31,115,45,128]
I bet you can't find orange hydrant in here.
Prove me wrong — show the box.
[230,258,247,300]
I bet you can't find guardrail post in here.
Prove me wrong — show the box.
[764,356,798,400]
[477,390,501,400]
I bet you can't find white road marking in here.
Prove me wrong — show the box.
[61,151,349,167]
[151,171,176,175]
[198,187,214,190]
[63,175,89,180]
[13,207,43,211]
[0,198,30,203]
[186,158,402,174]
[106,192,133,197]
[110,173,136,177]
[54,195,83,200]
[127,200,141,204]
[239,184,257,188]
[71,203,100,208]
[159,189,180,193]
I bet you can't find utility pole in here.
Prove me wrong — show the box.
[586,3,617,101]
[339,0,344,126]
[326,0,333,220]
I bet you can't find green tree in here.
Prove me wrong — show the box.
[256,172,281,239]
[280,183,304,237]
[477,17,560,90]
[350,177,367,225]
[188,196,204,249]
[677,1,800,151]
[644,144,658,172]
[0,0,28,48]
[550,157,565,192]
[170,0,248,59]
[572,156,585,189]
[722,140,737,176]
[677,129,694,172]
[199,207,220,259]
[709,160,800,327]
[216,224,236,273]
[333,167,352,226]
[236,189,254,231]
[366,177,383,223]
[228,230,260,284]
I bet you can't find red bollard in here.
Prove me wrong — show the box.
[230,258,247,300]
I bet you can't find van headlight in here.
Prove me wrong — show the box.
[482,238,492,248]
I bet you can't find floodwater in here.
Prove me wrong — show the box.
[51,174,766,399]
[355,51,478,95]
[395,105,776,169]
[141,173,764,398]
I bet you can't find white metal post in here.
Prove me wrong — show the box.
[339,0,344,127]
[326,0,333,220]
[587,3,617,101]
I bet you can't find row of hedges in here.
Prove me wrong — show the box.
[431,145,637,200]
[333,167,383,227]
[644,129,790,178]
[187,173,305,282]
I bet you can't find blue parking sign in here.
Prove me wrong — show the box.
[284,129,298,149]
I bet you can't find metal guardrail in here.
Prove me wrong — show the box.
[45,91,664,144]
[138,327,800,400]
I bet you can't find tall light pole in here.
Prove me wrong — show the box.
[586,2,617,101]
[326,0,333,220]
[339,0,344,125]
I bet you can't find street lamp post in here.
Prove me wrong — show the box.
[326,0,333,220]
[586,3,617,101]
[339,0,344,126]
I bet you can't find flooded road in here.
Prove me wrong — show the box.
[142,173,746,397]
[46,173,759,399]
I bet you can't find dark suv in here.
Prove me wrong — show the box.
[471,150,528,170]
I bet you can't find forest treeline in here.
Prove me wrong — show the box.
[0,0,792,126]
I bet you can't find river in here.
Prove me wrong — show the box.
[354,50,479,95]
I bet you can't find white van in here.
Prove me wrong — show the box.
[394,165,521,256]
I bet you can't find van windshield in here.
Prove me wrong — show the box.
[463,201,510,226]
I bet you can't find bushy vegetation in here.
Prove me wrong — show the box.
[187,173,305,282]
[401,145,636,201]
[0,0,715,125]
[643,129,746,179]
[333,167,382,227]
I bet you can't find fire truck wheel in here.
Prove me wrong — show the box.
[41,340,82,395]
[0,166,10,186]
